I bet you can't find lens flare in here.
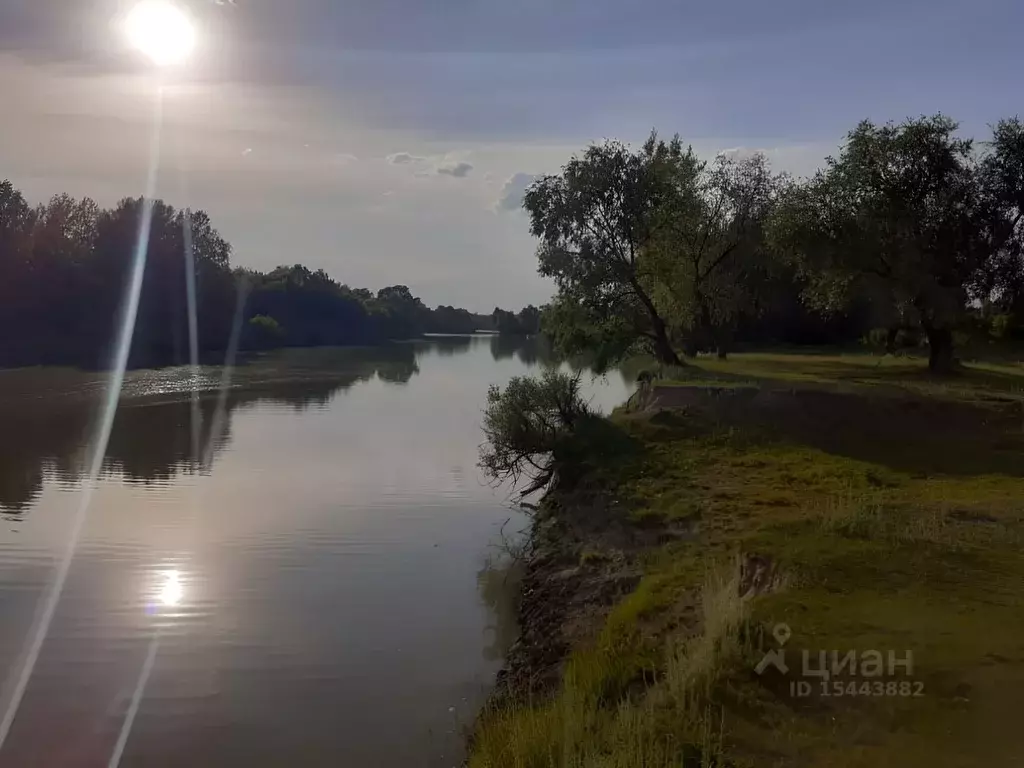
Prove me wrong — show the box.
[124,1,196,67]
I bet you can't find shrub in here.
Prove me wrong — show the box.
[479,370,591,496]
[245,314,285,349]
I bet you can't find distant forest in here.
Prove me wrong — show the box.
[0,180,539,369]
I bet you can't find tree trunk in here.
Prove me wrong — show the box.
[715,325,732,360]
[924,326,956,373]
[653,321,683,366]
[885,327,898,355]
[631,279,684,366]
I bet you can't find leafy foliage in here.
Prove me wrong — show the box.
[769,116,999,370]
[0,180,484,368]
[525,134,687,365]
[529,115,1024,367]
[246,314,285,349]
[479,370,592,496]
[644,149,786,355]
[976,117,1024,321]
[525,134,787,364]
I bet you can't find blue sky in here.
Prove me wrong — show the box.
[1,0,1021,309]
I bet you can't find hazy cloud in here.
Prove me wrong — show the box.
[436,160,473,178]
[495,172,541,212]
[387,152,424,165]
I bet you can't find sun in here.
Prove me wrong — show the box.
[124,1,197,67]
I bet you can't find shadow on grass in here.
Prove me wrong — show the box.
[556,414,646,488]
[690,352,1024,397]
[654,387,1024,478]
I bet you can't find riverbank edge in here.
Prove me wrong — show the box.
[485,495,642,710]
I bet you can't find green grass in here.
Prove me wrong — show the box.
[469,351,1024,767]
[470,560,748,768]
[687,350,1024,402]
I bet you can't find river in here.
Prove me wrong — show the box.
[0,335,632,767]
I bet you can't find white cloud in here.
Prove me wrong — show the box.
[388,153,474,178]
[386,151,424,165]
[495,172,541,212]
[335,153,359,164]
[716,146,747,159]
[436,160,473,178]
[706,143,831,177]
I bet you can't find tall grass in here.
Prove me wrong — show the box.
[816,490,1019,549]
[665,561,746,706]
[469,561,749,768]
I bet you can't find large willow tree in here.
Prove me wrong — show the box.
[524,133,784,366]
[524,134,688,366]
[770,115,1011,372]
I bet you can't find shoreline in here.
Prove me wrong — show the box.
[488,499,645,709]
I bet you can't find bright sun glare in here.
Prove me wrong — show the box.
[124,1,197,67]
[158,570,184,606]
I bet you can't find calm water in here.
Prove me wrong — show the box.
[0,335,632,767]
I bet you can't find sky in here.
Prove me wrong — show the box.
[1,0,1022,311]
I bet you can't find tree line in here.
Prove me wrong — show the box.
[0,181,484,368]
[524,115,1024,372]
[484,305,542,335]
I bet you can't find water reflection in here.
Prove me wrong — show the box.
[158,570,183,608]
[476,553,524,663]
[488,334,560,368]
[0,333,635,767]
[0,343,421,514]
[0,336,643,516]
[429,335,474,357]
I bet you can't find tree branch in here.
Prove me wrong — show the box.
[698,240,740,282]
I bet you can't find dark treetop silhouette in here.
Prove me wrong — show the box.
[0,182,482,369]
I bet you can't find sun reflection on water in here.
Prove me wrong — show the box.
[158,569,183,607]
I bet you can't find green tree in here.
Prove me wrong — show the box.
[492,307,523,335]
[770,115,992,372]
[976,117,1024,327]
[644,150,784,358]
[428,304,478,334]
[375,284,428,339]
[517,305,541,334]
[0,177,517,367]
[246,314,285,349]
[524,135,686,365]
[540,293,638,371]
[478,370,591,496]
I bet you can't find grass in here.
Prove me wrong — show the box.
[470,560,749,768]
[686,350,1024,403]
[469,350,1024,767]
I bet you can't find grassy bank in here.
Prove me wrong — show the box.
[470,352,1024,767]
